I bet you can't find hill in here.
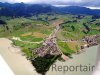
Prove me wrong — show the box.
[0,2,100,17]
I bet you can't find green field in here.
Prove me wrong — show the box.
[0,14,100,58]
[12,40,42,58]
[57,41,75,56]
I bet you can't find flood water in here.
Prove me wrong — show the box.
[47,45,99,75]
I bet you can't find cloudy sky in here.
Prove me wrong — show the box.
[0,0,100,9]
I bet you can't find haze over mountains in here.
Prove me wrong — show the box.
[0,2,100,17]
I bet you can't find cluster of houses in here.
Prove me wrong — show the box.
[32,21,62,57]
[33,38,61,57]
[81,34,100,49]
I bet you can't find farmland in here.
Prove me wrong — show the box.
[0,14,100,75]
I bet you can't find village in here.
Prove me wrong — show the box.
[81,34,100,49]
[32,19,100,59]
[32,20,62,58]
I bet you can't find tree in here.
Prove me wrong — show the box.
[71,25,75,31]
[0,20,9,31]
[0,20,6,25]
[83,23,90,32]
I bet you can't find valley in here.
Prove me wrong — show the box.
[0,12,100,75]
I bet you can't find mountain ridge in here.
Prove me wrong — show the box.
[0,2,100,17]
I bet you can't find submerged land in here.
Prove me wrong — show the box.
[0,38,39,75]
[0,3,100,75]
[0,14,100,75]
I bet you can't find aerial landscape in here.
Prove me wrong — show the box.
[0,0,100,75]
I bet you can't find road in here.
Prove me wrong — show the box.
[33,20,64,58]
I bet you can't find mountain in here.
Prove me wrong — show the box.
[0,2,100,17]
[0,3,52,17]
[53,6,100,15]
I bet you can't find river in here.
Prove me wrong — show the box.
[47,45,99,75]
[0,38,99,75]
[0,38,40,75]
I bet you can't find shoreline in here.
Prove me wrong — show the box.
[0,38,40,75]
[47,45,99,75]
[0,38,99,75]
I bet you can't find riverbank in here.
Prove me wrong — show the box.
[47,45,99,75]
[0,38,99,75]
[0,38,40,75]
